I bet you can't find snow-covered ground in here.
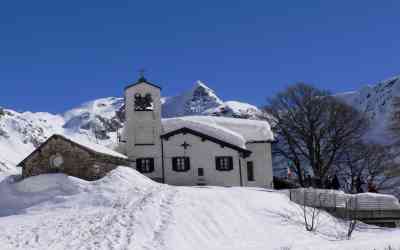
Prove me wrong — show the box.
[1,167,400,250]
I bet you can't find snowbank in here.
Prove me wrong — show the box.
[0,167,154,217]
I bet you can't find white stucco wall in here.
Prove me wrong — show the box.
[242,142,273,188]
[162,133,243,186]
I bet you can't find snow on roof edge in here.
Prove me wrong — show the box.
[161,116,274,149]
[56,134,128,159]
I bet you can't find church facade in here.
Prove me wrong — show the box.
[117,77,274,188]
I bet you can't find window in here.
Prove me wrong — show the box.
[172,157,190,172]
[49,154,64,169]
[215,156,233,171]
[136,158,154,173]
[247,161,255,181]
[198,168,204,176]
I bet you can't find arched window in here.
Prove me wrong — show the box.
[49,153,64,171]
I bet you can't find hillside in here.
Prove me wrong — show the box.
[0,167,399,250]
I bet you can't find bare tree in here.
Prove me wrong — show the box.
[265,83,369,188]
[336,142,398,194]
[345,196,358,239]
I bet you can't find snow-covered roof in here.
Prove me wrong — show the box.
[161,116,274,150]
[19,134,128,167]
[59,135,128,159]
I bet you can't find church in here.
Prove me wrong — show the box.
[19,76,274,188]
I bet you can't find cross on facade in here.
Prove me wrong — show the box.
[181,141,191,150]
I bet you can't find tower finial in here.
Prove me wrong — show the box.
[138,68,147,82]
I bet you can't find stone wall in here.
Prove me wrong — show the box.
[22,136,130,181]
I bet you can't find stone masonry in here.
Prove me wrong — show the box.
[20,135,130,181]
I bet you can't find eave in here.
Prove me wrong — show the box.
[161,127,252,158]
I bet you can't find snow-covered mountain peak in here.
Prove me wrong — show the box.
[336,74,400,142]
[162,81,223,117]
[63,97,124,139]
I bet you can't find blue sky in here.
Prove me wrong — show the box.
[1,0,400,113]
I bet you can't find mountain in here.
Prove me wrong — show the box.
[0,81,262,172]
[162,81,262,119]
[335,75,400,143]
[0,109,64,172]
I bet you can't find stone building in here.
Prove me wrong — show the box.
[19,134,130,180]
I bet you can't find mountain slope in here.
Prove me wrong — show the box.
[0,109,64,172]
[336,75,400,142]
[162,81,224,117]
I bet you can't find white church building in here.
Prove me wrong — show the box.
[117,76,275,188]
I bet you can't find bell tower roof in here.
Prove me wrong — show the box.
[124,75,162,91]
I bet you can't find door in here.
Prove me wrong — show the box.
[196,167,206,185]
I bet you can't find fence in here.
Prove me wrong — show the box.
[288,188,400,210]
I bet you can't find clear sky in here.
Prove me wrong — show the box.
[1,0,400,113]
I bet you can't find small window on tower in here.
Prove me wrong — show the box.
[134,93,154,111]
[136,158,154,173]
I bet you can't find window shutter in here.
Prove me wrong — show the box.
[215,157,220,170]
[172,158,178,171]
[149,158,155,172]
[136,159,142,172]
[228,157,233,170]
[185,157,190,170]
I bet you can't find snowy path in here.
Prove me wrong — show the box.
[0,182,178,250]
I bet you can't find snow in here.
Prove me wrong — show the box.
[162,116,247,148]
[162,116,273,149]
[204,100,262,118]
[0,167,400,250]
[57,133,128,159]
[0,109,65,172]
[335,75,400,143]
[162,81,224,118]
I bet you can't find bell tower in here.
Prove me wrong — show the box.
[121,75,162,180]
